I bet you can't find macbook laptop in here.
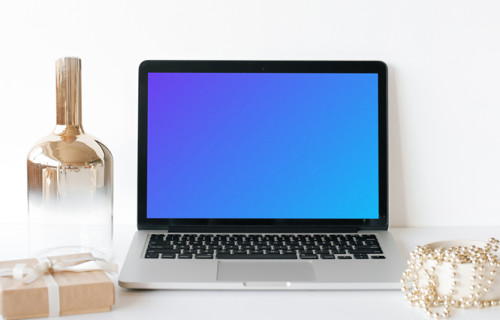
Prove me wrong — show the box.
[118,60,407,290]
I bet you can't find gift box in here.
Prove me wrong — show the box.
[0,253,116,320]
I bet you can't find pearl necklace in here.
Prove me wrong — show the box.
[401,237,500,318]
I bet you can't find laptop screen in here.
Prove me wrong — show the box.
[146,71,379,220]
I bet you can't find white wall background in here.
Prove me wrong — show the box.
[1,0,499,227]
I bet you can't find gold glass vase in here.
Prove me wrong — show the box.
[27,57,113,259]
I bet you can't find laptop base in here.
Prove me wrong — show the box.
[118,230,406,290]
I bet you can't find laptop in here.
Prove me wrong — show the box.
[118,60,407,290]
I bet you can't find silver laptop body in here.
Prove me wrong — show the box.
[119,60,407,290]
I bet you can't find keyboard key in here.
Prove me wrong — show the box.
[145,252,159,259]
[161,253,176,259]
[146,249,163,254]
[320,254,336,259]
[162,249,181,254]
[337,256,353,259]
[178,253,193,259]
[216,253,297,259]
[300,254,318,259]
[353,254,369,259]
[195,253,213,259]
[371,255,386,259]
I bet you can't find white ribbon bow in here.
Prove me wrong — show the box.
[0,256,118,284]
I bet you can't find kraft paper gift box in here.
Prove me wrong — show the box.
[0,253,115,320]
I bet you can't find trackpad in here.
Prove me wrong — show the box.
[217,261,316,281]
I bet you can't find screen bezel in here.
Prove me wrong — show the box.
[138,60,388,232]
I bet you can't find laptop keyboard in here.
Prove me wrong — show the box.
[144,234,385,260]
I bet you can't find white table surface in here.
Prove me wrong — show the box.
[1,224,500,320]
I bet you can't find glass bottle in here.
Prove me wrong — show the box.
[27,57,113,260]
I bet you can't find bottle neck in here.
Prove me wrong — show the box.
[55,57,84,134]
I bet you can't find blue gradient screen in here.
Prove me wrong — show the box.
[147,72,379,219]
